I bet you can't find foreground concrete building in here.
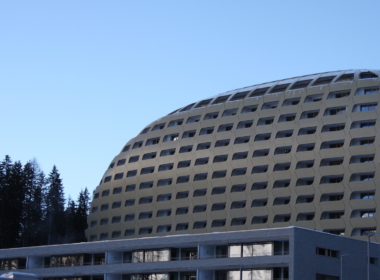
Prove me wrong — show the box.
[1,227,380,280]
[88,69,380,242]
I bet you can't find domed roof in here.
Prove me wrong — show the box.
[87,69,380,241]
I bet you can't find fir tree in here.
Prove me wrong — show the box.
[46,165,65,245]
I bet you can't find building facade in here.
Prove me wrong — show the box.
[87,69,380,242]
[1,227,380,280]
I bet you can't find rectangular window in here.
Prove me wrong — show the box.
[361,104,378,111]
[316,247,339,258]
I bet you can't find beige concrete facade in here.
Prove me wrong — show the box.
[87,69,380,242]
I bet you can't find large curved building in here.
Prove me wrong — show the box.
[87,69,380,242]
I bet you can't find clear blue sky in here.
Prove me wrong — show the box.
[1,1,379,201]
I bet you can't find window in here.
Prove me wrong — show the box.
[176,207,188,215]
[231,168,247,176]
[320,157,344,166]
[204,112,219,120]
[194,173,208,181]
[139,196,153,204]
[114,173,123,180]
[152,123,165,131]
[325,107,346,116]
[251,198,267,207]
[278,114,296,122]
[253,149,269,157]
[276,130,293,138]
[296,177,314,186]
[251,216,268,224]
[160,148,175,156]
[335,73,354,83]
[274,146,291,155]
[199,127,214,135]
[232,152,248,160]
[237,120,253,129]
[125,229,135,236]
[257,117,274,125]
[195,157,209,165]
[213,154,228,163]
[157,178,172,187]
[231,217,246,226]
[320,175,343,184]
[235,136,250,144]
[178,160,191,168]
[231,91,249,101]
[218,123,233,132]
[360,103,377,111]
[193,221,207,229]
[193,204,207,213]
[273,163,291,171]
[94,193,99,199]
[364,87,379,95]
[322,124,345,132]
[312,76,335,86]
[139,227,153,235]
[298,126,317,135]
[212,95,230,104]
[143,152,156,160]
[212,186,226,195]
[139,181,153,189]
[195,99,212,108]
[146,137,160,146]
[111,201,121,209]
[215,139,230,147]
[91,206,98,213]
[222,108,238,117]
[102,190,110,197]
[328,90,350,99]
[300,110,319,119]
[241,105,258,113]
[113,187,122,194]
[125,184,135,192]
[321,140,344,149]
[212,170,227,179]
[139,212,153,220]
[249,87,269,97]
[282,97,301,106]
[262,101,278,110]
[182,130,196,138]
[100,204,109,211]
[122,145,130,152]
[351,120,376,129]
[304,94,323,103]
[140,127,150,134]
[179,145,192,153]
[212,203,226,211]
[157,193,171,202]
[197,142,211,150]
[316,247,339,258]
[109,162,115,169]
[141,166,154,174]
[254,133,271,141]
[273,180,290,188]
[100,218,108,225]
[252,182,267,190]
[125,199,135,207]
[273,214,291,223]
[350,137,375,146]
[290,79,312,89]
[350,154,374,164]
[194,188,207,197]
[180,103,195,112]
[129,156,139,163]
[231,184,246,192]
[297,143,315,152]
[157,209,171,217]
[177,176,189,184]
[187,115,201,124]
[269,83,290,93]
[163,133,179,142]
[169,119,184,127]
[252,165,268,174]
[133,141,143,149]
[117,159,126,166]
[112,216,121,224]
[360,71,378,79]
